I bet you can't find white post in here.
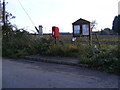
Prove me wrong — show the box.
[39,25,43,37]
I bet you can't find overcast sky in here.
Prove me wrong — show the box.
[3,0,120,33]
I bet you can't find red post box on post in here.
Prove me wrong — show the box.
[52,26,60,44]
[52,26,60,37]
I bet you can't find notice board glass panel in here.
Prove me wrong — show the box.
[74,25,80,34]
[82,24,89,35]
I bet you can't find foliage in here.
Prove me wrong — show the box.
[2,23,14,35]
[91,20,97,30]
[49,45,80,57]
[2,1,16,36]
[34,37,54,55]
[112,15,120,34]
[99,28,114,35]
[79,45,120,75]
[2,32,120,75]
[2,30,31,58]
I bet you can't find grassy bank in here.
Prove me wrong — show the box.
[2,32,120,75]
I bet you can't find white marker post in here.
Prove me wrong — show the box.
[39,25,43,37]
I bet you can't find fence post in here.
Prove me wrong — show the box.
[89,26,92,47]
[95,34,101,48]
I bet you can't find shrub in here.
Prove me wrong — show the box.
[33,38,54,55]
[77,44,120,74]
[47,44,65,56]
[2,30,35,58]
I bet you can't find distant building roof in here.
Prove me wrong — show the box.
[72,18,90,25]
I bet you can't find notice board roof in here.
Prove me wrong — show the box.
[72,18,90,25]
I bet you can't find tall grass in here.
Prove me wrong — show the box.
[2,31,120,75]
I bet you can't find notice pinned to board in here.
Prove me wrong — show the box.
[72,37,77,42]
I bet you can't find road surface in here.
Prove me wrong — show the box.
[2,58,119,88]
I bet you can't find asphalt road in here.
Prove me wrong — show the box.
[2,58,119,88]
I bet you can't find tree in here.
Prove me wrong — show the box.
[1,1,16,35]
[100,28,113,35]
[112,15,120,34]
[91,20,97,31]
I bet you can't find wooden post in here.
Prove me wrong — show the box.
[2,0,5,28]
[89,24,92,46]
[55,37,57,44]
[95,34,101,48]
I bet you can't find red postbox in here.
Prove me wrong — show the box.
[52,26,60,37]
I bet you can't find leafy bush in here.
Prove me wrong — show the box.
[78,45,120,75]
[33,38,54,55]
[2,30,35,58]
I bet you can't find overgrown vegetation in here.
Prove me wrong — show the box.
[2,31,120,75]
[79,45,120,75]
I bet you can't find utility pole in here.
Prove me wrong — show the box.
[0,0,2,33]
[0,0,2,26]
[2,0,6,29]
